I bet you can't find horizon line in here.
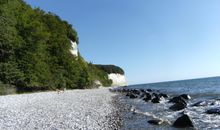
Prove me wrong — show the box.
[129,75,220,86]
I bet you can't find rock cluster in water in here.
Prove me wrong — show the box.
[110,87,196,128]
[111,87,220,129]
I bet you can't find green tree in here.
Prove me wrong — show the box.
[0,0,123,94]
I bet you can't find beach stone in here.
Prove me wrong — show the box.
[148,119,163,125]
[173,114,194,128]
[206,108,220,114]
[170,101,187,111]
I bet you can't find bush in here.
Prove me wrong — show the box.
[0,82,16,95]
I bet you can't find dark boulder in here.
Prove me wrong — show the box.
[143,92,152,102]
[147,89,153,92]
[206,108,220,114]
[122,89,129,93]
[148,119,163,125]
[180,94,191,100]
[210,100,220,106]
[173,114,194,128]
[140,93,145,98]
[132,89,140,95]
[152,93,158,97]
[169,96,187,104]
[192,99,220,107]
[169,94,191,105]
[170,101,187,111]
[119,89,124,92]
[126,93,137,99]
[140,89,146,93]
[192,101,207,107]
[159,93,169,98]
[151,97,160,103]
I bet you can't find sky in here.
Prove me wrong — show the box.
[24,0,220,85]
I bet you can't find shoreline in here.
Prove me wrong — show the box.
[0,87,122,130]
[111,85,220,129]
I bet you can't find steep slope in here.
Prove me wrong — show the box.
[95,65,127,86]
[0,0,124,94]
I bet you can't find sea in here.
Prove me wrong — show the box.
[119,76,220,130]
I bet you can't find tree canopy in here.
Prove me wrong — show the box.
[95,65,125,75]
[0,0,124,94]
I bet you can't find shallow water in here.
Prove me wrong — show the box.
[121,76,220,130]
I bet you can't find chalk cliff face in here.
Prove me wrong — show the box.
[94,65,127,86]
[70,40,78,57]
[108,73,127,86]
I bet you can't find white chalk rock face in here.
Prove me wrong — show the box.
[108,73,127,86]
[94,80,102,87]
[70,40,78,56]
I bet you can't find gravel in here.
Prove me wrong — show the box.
[0,88,121,130]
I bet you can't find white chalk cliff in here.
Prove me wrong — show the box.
[70,40,78,57]
[108,73,127,86]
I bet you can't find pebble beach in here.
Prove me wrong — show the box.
[0,88,121,130]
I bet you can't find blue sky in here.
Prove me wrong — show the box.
[25,0,220,85]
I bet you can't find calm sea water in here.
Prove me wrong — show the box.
[121,76,220,130]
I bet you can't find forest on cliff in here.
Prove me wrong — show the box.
[0,0,124,94]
